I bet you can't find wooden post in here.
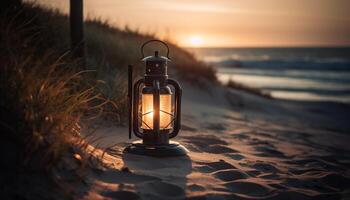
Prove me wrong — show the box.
[70,0,85,67]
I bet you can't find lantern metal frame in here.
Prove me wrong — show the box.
[124,40,188,157]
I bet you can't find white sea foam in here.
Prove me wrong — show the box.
[189,47,350,103]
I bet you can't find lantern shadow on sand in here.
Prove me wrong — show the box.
[121,153,192,197]
[124,40,189,157]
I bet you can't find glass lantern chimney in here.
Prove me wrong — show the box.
[141,93,172,130]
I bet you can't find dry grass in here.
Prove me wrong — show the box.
[0,3,107,198]
[1,55,93,165]
[0,0,219,163]
[0,1,219,198]
[84,15,218,83]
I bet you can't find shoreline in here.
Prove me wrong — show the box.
[187,46,350,104]
[217,66,350,104]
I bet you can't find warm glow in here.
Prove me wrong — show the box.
[29,0,350,47]
[187,35,204,47]
[141,94,172,130]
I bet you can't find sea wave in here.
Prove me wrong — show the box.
[209,58,350,70]
[190,47,350,103]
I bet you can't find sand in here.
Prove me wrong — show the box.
[79,82,350,200]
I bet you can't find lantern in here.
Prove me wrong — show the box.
[124,40,188,157]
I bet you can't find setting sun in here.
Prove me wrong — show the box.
[188,35,203,47]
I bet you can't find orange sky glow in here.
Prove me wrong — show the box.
[30,0,350,47]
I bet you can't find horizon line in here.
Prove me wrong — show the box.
[183,45,350,49]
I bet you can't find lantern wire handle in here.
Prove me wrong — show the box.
[141,39,170,60]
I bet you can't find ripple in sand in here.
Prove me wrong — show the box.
[225,153,245,160]
[183,135,238,154]
[196,160,236,173]
[258,173,280,180]
[101,190,140,200]
[187,184,206,191]
[141,181,185,197]
[289,168,326,175]
[213,169,248,181]
[204,123,227,131]
[251,162,279,173]
[267,191,338,200]
[182,124,198,132]
[206,160,236,171]
[254,145,287,158]
[319,172,350,190]
[183,135,228,146]
[185,194,231,200]
[286,158,346,172]
[221,114,245,122]
[282,178,336,193]
[205,145,237,154]
[231,133,250,140]
[245,170,262,177]
[99,170,161,184]
[224,181,273,197]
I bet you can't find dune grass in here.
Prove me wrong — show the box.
[0,1,277,199]
[226,79,272,98]
[21,2,218,120]
[0,1,219,198]
[84,17,217,89]
[0,0,218,167]
[0,3,103,198]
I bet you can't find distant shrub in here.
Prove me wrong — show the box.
[226,79,271,98]
[84,17,218,82]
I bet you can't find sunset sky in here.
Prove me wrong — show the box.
[33,0,350,47]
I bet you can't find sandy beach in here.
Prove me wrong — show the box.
[80,82,350,200]
[2,1,350,200]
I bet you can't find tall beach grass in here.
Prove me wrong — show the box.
[0,1,218,198]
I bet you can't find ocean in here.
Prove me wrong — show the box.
[188,47,350,104]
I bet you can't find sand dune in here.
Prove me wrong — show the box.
[81,82,350,200]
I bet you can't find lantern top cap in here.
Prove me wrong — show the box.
[142,51,170,63]
[141,39,171,61]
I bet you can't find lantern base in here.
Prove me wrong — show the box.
[124,140,188,157]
